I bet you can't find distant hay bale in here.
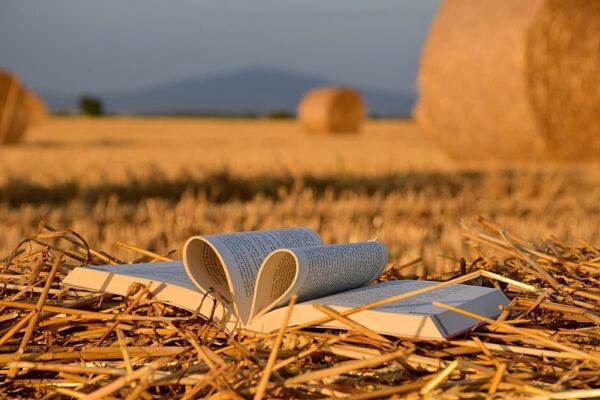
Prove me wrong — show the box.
[415,0,600,160]
[298,86,366,134]
[24,91,48,125]
[0,69,28,145]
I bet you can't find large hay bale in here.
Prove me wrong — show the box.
[527,0,600,160]
[298,86,366,134]
[24,91,48,126]
[0,70,28,145]
[415,0,600,160]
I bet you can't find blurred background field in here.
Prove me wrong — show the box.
[1,116,598,275]
[0,117,448,185]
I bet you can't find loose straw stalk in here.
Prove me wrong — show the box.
[254,294,298,400]
[8,253,63,378]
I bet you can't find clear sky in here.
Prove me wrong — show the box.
[0,0,441,95]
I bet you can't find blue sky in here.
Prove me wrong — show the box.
[0,1,440,95]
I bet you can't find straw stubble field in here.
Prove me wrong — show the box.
[1,117,600,398]
[2,209,600,398]
[0,117,598,276]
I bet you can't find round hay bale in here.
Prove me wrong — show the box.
[298,86,366,134]
[527,0,600,160]
[415,0,600,160]
[24,91,48,126]
[0,69,28,145]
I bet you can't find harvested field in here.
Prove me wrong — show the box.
[2,218,600,398]
[0,117,451,186]
[1,167,599,277]
[0,117,599,399]
[0,117,599,276]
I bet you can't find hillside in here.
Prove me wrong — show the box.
[40,68,414,117]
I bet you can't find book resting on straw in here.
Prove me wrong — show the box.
[63,227,509,339]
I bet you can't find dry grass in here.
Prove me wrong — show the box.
[0,117,599,397]
[0,117,599,275]
[2,218,600,398]
[0,167,598,276]
[0,117,451,186]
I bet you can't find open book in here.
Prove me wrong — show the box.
[63,228,509,339]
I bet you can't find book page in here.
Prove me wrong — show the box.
[249,242,387,322]
[183,227,322,324]
[305,280,485,313]
[248,301,439,339]
[307,280,509,338]
[249,280,508,339]
[62,264,237,328]
[88,261,197,291]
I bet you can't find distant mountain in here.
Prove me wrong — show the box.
[39,92,78,113]
[39,68,415,117]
